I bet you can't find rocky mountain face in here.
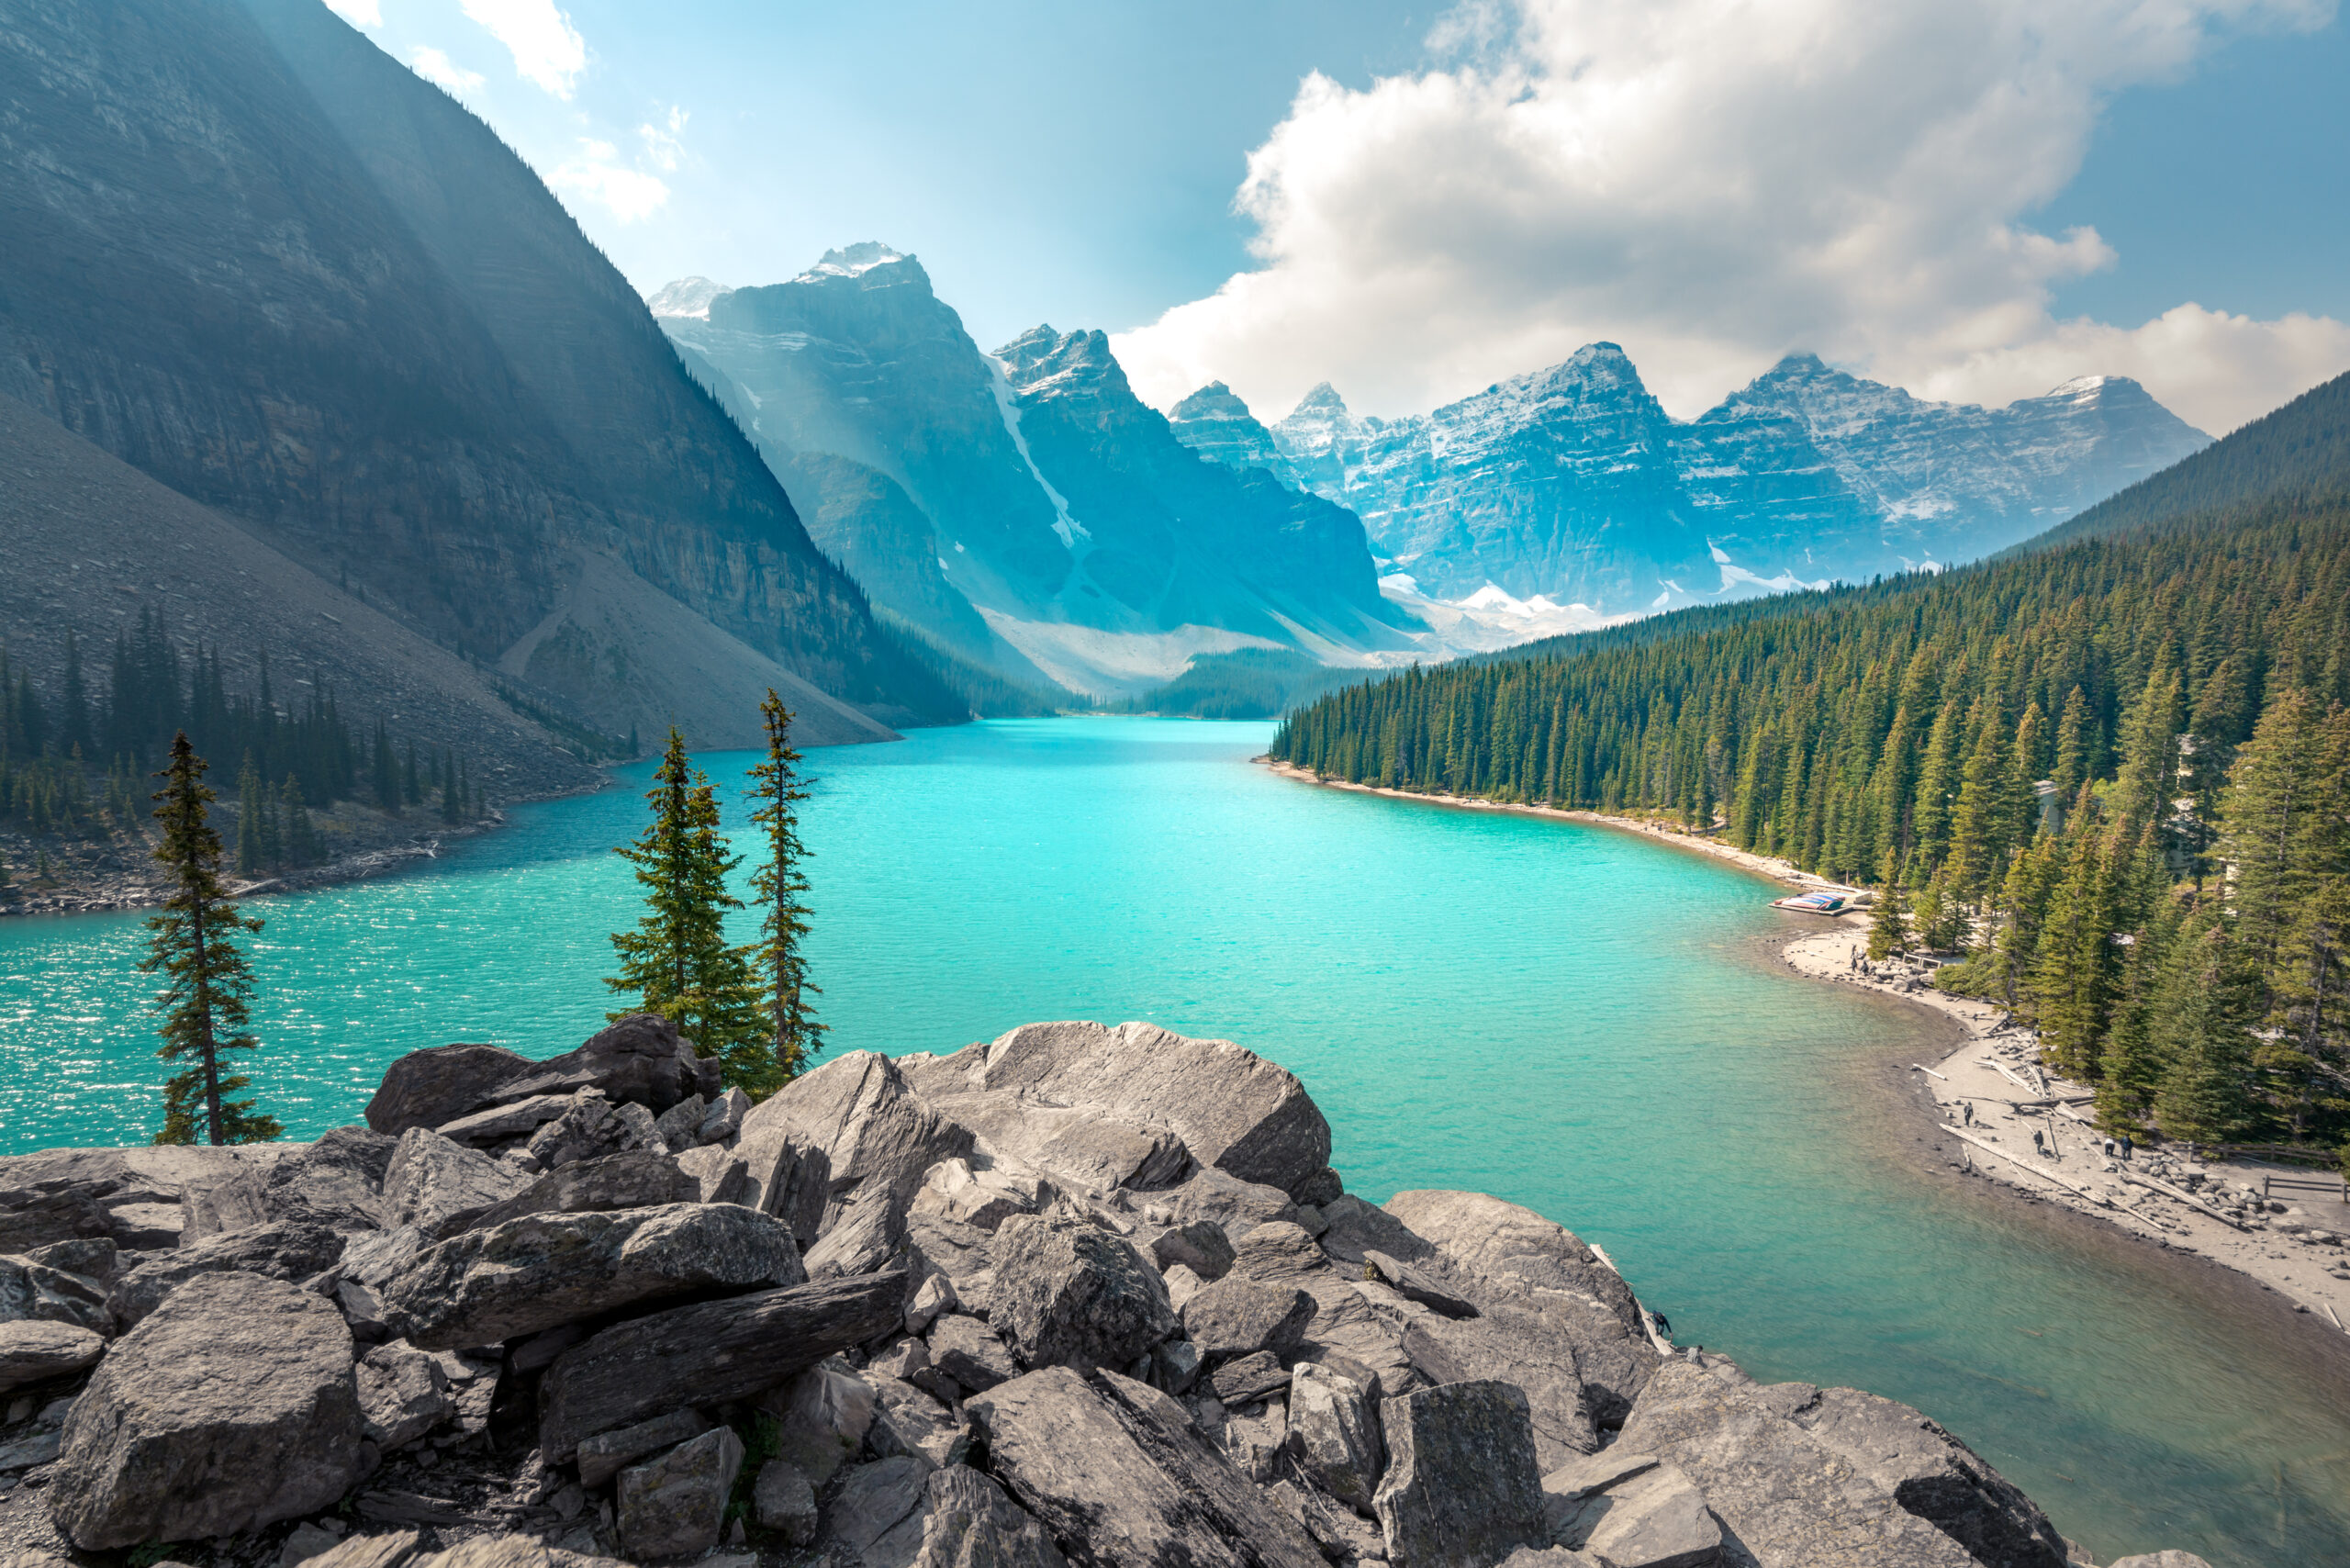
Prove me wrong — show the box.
[0,1012,2167,1568]
[0,0,957,744]
[1169,348,2210,618]
[658,251,1416,698]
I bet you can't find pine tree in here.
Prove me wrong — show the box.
[280,775,318,868]
[746,692,826,1093]
[439,748,461,825]
[2033,823,2121,1081]
[1866,886,1911,960]
[606,729,759,1060]
[234,753,264,875]
[2219,687,2319,996]
[2152,909,2260,1145]
[141,734,280,1146]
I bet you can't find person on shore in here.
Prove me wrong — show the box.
[2120,1134,2133,1161]
[1962,1102,1975,1126]
[2032,1129,2047,1159]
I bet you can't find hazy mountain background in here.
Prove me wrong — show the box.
[655,248,1420,699]
[1167,349,2211,628]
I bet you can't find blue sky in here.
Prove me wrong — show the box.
[328,0,2348,432]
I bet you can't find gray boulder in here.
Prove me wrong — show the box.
[523,1091,666,1171]
[617,1424,744,1560]
[1398,1311,1597,1470]
[1543,1451,1720,1568]
[1377,1192,1656,1424]
[755,1458,821,1544]
[0,1319,104,1392]
[737,1051,974,1275]
[1149,1221,1235,1282]
[907,1214,996,1320]
[1180,1277,1314,1362]
[25,1236,119,1287]
[911,1159,1055,1233]
[1286,1361,1382,1509]
[990,1215,1175,1372]
[381,1129,534,1237]
[577,1407,715,1488]
[264,1127,397,1232]
[831,1455,938,1568]
[1229,1222,1325,1283]
[48,1271,364,1548]
[1363,1250,1478,1320]
[653,1094,706,1153]
[2107,1556,2217,1568]
[380,1202,804,1350]
[967,1365,1325,1568]
[355,1340,453,1451]
[929,1313,1019,1394]
[761,1357,878,1485]
[0,1252,112,1335]
[1613,1357,2064,1568]
[915,1464,1066,1568]
[106,1219,350,1328]
[468,1150,696,1233]
[538,1270,906,1458]
[364,1018,718,1138]
[1207,1351,1289,1406]
[699,1088,752,1146]
[1373,1380,1548,1568]
[0,1146,268,1255]
[365,1044,543,1137]
[301,1530,424,1568]
[901,1023,1332,1203]
[432,1095,578,1150]
[869,1374,970,1469]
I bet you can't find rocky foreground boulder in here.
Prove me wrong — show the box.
[0,1014,2210,1568]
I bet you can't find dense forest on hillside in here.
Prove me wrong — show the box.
[1124,648,1382,720]
[1,611,477,878]
[1273,496,2350,1151]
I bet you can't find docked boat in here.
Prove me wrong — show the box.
[1771,890,1852,914]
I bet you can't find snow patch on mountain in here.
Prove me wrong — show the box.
[983,353,1090,550]
[646,275,732,319]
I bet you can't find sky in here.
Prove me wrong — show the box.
[325,0,2349,435]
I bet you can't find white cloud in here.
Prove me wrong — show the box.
[549,140,670,223]
[461,0,587,98]
[638,106,688,173]
[406,46,486,95]
[325,0,382,27]
[1113,0,2347,436]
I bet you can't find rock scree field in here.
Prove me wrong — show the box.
[3,1008,2154,1568]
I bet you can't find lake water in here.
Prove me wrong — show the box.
[3,717,2345,1565]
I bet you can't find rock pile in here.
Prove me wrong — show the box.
[0,1015,2211,1568]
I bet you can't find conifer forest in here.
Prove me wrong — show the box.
[1274,498,2350,1153]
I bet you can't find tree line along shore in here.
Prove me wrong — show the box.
[1270,496,2350,1171]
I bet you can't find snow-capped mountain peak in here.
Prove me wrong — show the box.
[646,275,733,319]
[796,241,908,282]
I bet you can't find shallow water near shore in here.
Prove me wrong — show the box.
[4,717,2347,1564]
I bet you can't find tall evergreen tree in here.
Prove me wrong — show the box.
[746,692,826,1093]
[141,734,280,1146]
[2152,909,2260,1144]
[606,729,759,1061]
[234,753,264,874]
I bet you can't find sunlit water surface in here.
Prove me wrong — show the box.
[3,719,2344,1565]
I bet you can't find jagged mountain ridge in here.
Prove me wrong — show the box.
[1169,347,2211,614]
[0,0,957,744]
[657,249,1416,696]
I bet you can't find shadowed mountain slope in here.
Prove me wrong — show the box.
[0,0,957,743]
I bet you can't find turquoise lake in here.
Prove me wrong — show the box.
[4,717,2345,1565]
